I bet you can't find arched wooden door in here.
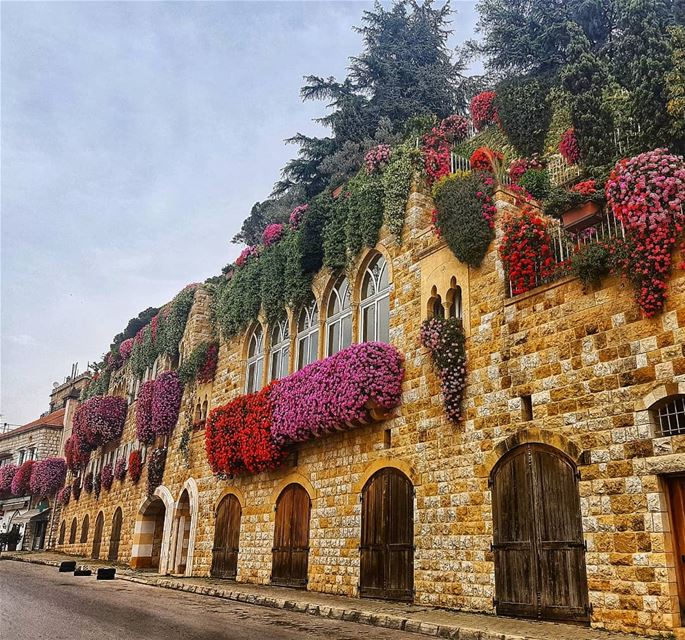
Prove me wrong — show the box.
[211,494,242,579]
[491,443,590,623]
[58,520,66,545]
[272,484,311,588]
[69,518,77,544]
[108,508,123,561]
[91,512,104,560]
[360,468,414,601]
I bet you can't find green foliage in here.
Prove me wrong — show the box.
[156,287,197,359]
[431,171,495,268]
[543,185,606,218]
[130,324,157,378]
[570,242,611,288]
[178,341,215,386]
[382,147,415,239]
[214,258,262,339]
[345,171,384,258]
[519,168,551,200]
[260,236,289,325]
[323,196,349,271]
[110,306,158,351]
[544,87,573,155]
[452,124,514,161]
[667,26,685,148]
[82,366,111,400]
[495,77,552,157]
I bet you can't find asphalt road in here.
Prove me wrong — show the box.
[0,560,417,640]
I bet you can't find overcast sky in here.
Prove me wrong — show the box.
[1,1,479,425]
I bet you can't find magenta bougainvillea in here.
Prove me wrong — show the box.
[606,148,685,316]
[365,144,392,173]
[147,447,167,495]
[559,128,581,165]
[136,380,155,444]
[262,223,285,247]
[114,457,127,481]
[64,434,90,474]
[11,460,34,496]
[289,204,309,229]
[420,317,467,422]
[236,245,259,267]
[73,396,127,451]
[151,371,183,438]
[470,91,498,131]
[83,471,94,494]
[119,337,134,362]
[60,484,72,506]
[72,477,81,501]
[0,464,17,494]
[129,450,143,484]
[100,463,114,491]
[29,457,67,498]
[271,342,404,443]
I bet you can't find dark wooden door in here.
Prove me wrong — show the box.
[91,512,104,559]
[667,476,685,618]
[491,444,589,623]
[360,468,414,601]
[272,484,310,588]
[108,508,123,561]
[211,494,241,579]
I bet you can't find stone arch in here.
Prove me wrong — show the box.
[130,485,174,572]
[350,245,394,306]
[169,477,199,577]
[353,458,417,494]
[269,472,317,514]
[638,382,685,411]
[215,486,246,513]
[481,428,583,478]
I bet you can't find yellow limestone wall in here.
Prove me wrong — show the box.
[55,185,685,636]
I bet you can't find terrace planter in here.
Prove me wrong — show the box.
[561,200,602,232]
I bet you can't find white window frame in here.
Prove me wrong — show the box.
[269,319,290,382]
[296,300,319,370]
[360,255,390,343]
[245,325,265,393]
[326,276,352,356]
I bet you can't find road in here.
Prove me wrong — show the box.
[0,560,418,640]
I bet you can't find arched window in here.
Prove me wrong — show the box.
[58,520,66,545]
[69,518,77,544]
[201,398,208,421]
[360,254,390,343]
[654,395,685,437]
[296,300,319,370]
[245,325,264,393]
[326,276,352,356]
[447,276,462,320]
[270,319,290,381]
[80,514,90,543]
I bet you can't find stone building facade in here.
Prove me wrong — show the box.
[54,185,685,637]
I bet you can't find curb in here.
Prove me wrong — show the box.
[0,555,567,640]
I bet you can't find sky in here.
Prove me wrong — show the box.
[1,0,480,426]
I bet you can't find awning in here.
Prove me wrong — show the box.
[11,508,51,524]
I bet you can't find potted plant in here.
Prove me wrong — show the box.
[544,179,605,231]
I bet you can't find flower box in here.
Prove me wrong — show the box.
[561,200,602,232]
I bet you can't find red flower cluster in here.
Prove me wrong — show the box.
[205,384,286,477]
[571,179,597,197]
[559,128,581,165]
[64,435,90,474]
[197,343,219,384]
[470,147,504,173]
[499,208,555,295]
[146,447,167,496]
[129,450,143,484]
[421,115,469,185]
[469,91,498,131]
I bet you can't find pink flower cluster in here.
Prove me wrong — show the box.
[606,148,685,316]
[271,342,404,443]
[236,245,259,267]
[508,156,544,183]
[136,380,155,444]
[0,463,18,494]
[73,396,128,451]
[559,128,581,165]
[29,457,67,498]
[571,179,597,197]
[289,204,309,228]
[151,371,184,438]
[100,463,114,491]
[119,338,134,362]
[470,91,498,131]
[262,223,285,247]
[365,144,392,173]
[114,457,127,481]
[59,484,71,506]
[147,447,167,496]
[11,460,34,496]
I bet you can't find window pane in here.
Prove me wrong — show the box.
[342,314,352,349]
[309,330,319,364]
[298,337,307,370]
[378,295,390,342]
[255,358,263,392]
[271,351,280,381]
[362,305,375,342]
[328,320,340,356]
[281,346,289,378]
[362,272,374,299]
[328,289,339,316]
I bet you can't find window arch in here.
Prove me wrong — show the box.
[360,254,390,343]
[80,514,90,543]
[326,276,352,356]
[69,518,77,544]
[245,325,264,393]
[654,395,685,437]
[428,285,444,320]
[447,276,462,320]
[296,299,319,370]
[58,520,66,545]
[270,319,290,381]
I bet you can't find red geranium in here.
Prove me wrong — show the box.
[129,450,143,484]
[470,91,498,131]
[470,147,504,173]
[559,128,581,165]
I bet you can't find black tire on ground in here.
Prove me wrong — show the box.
[58,561,77,572]
[96,567,116,580]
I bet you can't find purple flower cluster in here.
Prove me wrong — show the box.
[136,381,155,444]
[0,463,17,494]
[73,396,127,451]
[60,484,72,506]
[93,471,101,499]
[262,223,285,247]
[236,245,259,267]
[11,460,34,496]
[114,457,127,481]
[271,342,404,443]
[119,338,134,362]
[151,371,184,438]
[100,463,114,491]
[289,204,309,228]
[72,477,81,501]
[28,457,67,498]
[147,447,167,496]
[83,471,94,494]
[365,144,392,173]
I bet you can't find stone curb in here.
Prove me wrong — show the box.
[0,555,574,640]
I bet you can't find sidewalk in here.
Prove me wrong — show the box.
[1,551,657,640]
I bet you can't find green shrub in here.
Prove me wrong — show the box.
[570,242,611,289]
[214,257,262,339]
[345,171,384,258]
[382,148,414,239]
[519,168,551,201]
